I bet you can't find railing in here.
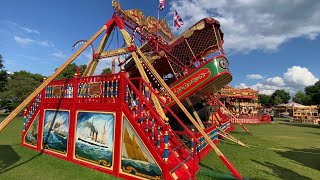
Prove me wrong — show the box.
[23,94,41,132]
[122,74,201,174]
[43,74,121,104]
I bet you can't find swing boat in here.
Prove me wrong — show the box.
[0,1,249,179]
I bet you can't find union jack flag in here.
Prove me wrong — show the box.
[159,0,165,10]
[174,9,184,29]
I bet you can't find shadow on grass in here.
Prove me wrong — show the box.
[0,145,20,172]
[198,162,236,180]
[276,147,320,171]
[278,122,320,129]
[252,159,312,180]
[0,145,43,174]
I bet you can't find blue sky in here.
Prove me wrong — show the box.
[0,0,319,96]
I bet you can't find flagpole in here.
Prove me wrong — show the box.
[156,4,160,51]
[173,8,175,30]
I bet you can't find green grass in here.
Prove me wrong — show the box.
[198,118,320,180]
[1,115,319,180]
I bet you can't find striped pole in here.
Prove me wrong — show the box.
[163,117,169,162]
[152,118,155,140]
[157,126,161,148]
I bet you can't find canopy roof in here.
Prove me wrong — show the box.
[276,102,308,108]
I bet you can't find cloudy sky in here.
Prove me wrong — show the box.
[0,0,319,96]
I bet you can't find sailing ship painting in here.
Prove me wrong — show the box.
[25,114,39,146]
[42,110,69,154]
[121,117,161,179]
[75,112,114,168]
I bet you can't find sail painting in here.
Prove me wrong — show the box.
[25,114,39,146]
[75,112,114,168]
[121,117,161,179]
[42,110,69,154]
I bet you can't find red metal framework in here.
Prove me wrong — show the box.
[0,1,253,180]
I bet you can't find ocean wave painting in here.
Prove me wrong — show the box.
[121,116,161,179]
[42,110,69,154]
[75,112,114,168]
[25,114,39,146]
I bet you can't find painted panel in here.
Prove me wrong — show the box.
[42,110,69,154]
[25,113,40,146]
[75,112,114,168]
[121,116,161,179]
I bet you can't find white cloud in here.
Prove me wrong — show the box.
[235,83,248,89]
[14,36,53,47]
[0,20,40,34]
[52,51,67,59]
[20,26,40,34]
[169,0,320,52]
[283,66,319,87]
[237,66,318,95]
[265,77,285,87]
[246,74,263,80]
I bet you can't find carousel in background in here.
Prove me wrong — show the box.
[218,86,270,124]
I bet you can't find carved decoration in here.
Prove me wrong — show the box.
[159,19,174,41]
[52,86,62,97]
[89,82,102,96]
[124,9,147,27]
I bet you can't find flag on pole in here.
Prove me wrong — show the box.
[159,0,165,10]
[174,9,184,29]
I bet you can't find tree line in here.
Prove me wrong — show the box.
[258,82,320,107]
[0,54,112,111]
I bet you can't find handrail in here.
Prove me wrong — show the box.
[135,78,199,142]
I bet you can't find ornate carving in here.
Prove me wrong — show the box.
[147,16,158,35]
[159,19,174,41]
[89,82,102,97]
[52,86,62,97]
[124,9,147,27]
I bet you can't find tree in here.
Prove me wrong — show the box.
[0,71,45,111]
[270,90,290,105]
[101,67,112,75]
[55,63,87,80]
[292,91,312,105]
[258,94,271,107]
[0,54,8,92]
[305,80,320,105]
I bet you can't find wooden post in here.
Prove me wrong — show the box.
[186,98,205,129]
[0,25,107,133]
[117,21,166,119]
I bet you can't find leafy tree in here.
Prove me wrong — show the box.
[273,95,283,105]
[305,80,320,105]
[0,71,45,111]
[0,54,8,92]
[258,94,271,107]
[101,67,112,75]
[292,91,312,105]
[55,63,87,80]
[270,89,290,105]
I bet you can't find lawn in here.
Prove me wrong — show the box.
[1,115,319,180]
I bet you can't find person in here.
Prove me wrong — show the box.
[270,109,274,123]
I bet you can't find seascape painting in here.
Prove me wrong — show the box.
[75,112,114,168]
[121,116,161,179]
[42,110,69,154]
[25,114,39,146]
